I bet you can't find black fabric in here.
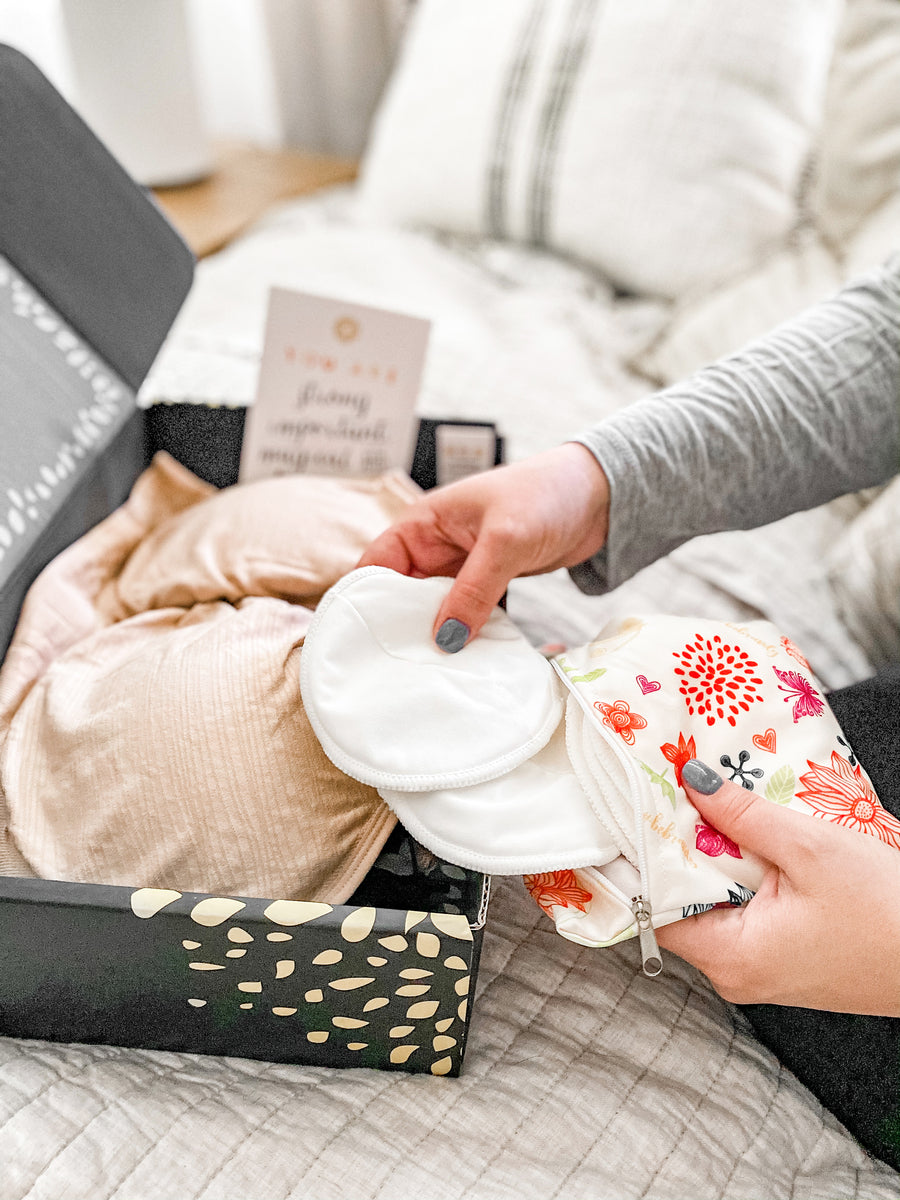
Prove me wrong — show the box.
[145,407,506,493]
[145,402,246,489]
[741,667,900,1170]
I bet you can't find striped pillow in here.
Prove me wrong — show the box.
[359,0,842,300]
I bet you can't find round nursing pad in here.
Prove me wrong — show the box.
[300,567,563,791]
[378,711,622,875]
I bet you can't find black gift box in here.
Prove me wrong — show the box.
[0,46,488,1076]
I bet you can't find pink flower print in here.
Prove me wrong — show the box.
[796,752,900,849]
[673,633,764,728]
[695,822,743,859]
[780,635,812,672]
[772,665,825,723]
[594,699,647,746]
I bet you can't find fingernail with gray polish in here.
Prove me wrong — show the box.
[681,759,724,794]
[435,618,469,654]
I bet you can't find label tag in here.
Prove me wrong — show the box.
[239,288,430,482]
[435,423,499,486]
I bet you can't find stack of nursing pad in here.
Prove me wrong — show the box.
[302,567,895,966]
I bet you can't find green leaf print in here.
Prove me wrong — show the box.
[556,657,607,684]
[638,761,678,810]
[764,764,796,805]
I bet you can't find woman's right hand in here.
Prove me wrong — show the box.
[357,441,611,651]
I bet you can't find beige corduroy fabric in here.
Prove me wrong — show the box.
[0,453,419,901]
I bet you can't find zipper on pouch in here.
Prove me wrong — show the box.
[551,657,664,979]
[630,776,662,977]
[631,897,662,977]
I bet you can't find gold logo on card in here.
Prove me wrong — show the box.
[334,316,359,343]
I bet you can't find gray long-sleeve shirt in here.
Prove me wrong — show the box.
[571,254,900,595]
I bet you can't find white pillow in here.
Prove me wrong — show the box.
[360,0,842,299]
[634,231,843,384]
[826,475,900,669]
[811,0,900,247]
[844,192,900,277]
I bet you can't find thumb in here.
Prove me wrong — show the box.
[681,758,805,866]
[432,535,514,653]
[356,525,415,574]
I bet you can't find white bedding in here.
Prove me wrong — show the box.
[2,188,896,1197]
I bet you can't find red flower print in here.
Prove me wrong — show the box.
[695,822,743,859]
[523,870,593,918]
[594,699,648,745]
[673,633,764,728]
[772,665,825,723]
[796,752,900,849]
[780,635,812,672]
[660,732,697,787]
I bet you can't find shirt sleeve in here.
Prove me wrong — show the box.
[569,253,900,595]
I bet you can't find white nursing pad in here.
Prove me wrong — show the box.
[379,712,621,874]
[300,567,564,791]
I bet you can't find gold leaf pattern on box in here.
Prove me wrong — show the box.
[142,895,477,1074]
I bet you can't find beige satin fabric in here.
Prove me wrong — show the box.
[106,465,422,617]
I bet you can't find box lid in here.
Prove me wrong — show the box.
[0,46,194,658]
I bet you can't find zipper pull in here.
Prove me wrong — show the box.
[631,897,662,977]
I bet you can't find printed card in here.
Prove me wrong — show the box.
[239,288,430,482]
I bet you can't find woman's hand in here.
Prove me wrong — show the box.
[357,442,610,650]
[659,760,900,1015]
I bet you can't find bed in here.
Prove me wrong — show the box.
[5,0,900,1195]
